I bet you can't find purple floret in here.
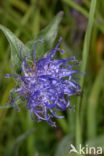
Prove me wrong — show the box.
[6,38,81,127]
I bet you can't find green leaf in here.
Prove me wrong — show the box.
[27,11,63,59]
[0,12,63,71]
[87,66,104,139]
[9,128,35,156]
[55,135,73,156]
[0,24,30,71]
[86,134,104,152]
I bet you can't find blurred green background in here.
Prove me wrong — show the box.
[0,0,104,156]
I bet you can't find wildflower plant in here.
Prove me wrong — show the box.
[0,12,81,126]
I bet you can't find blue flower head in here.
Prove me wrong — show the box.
[6,38,81,127]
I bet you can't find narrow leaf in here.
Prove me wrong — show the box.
[27,11,64,59]
[0,24,30,71]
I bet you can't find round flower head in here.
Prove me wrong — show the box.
[6,38,81,127]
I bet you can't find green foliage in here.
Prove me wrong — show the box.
[27,11,63,59]
[0,11,63,72]
[0,24,29,72]
[55,135,72,156]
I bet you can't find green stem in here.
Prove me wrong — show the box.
[76,0,97,152]
[80,0,97,89]
[27,113,35,156]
